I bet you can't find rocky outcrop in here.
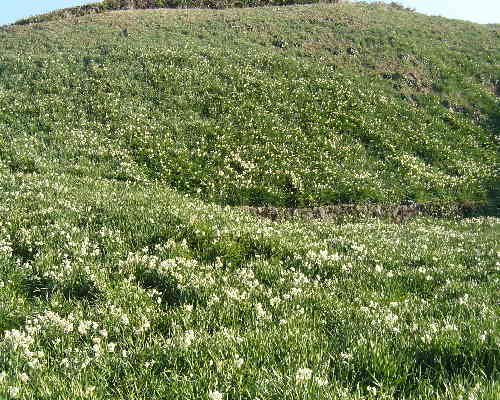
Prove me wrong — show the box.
[241,201,487,222]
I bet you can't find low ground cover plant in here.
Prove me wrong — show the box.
[0,172,498,399]
[13,1,345,25]
[0,3,498,399]
[2,4,498,208]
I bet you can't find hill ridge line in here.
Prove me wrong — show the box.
[12,0,346,26]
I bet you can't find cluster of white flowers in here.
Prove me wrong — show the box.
[295,367,328,387]
[0,129,497,398]
[208,390,224,400]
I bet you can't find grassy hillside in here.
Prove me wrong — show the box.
[12,0,345,26]
[0,3,499,399]
[2,2,498,207]
[0,170,498,399]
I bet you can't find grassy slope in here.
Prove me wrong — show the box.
[0,4,499,399]
[12,0,344,26]
[1,3,498,207]
[0,164,499,399]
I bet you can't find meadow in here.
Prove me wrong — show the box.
[0,2,498,399]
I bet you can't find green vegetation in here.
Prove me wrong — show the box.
[13,1,345,26]
[0,3,499,399]
[0,171,498,399]
[3,3,498,207]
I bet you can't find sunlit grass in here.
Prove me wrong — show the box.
[0,3,498,399]
[0,172,498,399]
[1,3,498,207]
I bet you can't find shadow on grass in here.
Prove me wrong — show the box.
[11,241,37,265]
[485,178,500,217]
[23,275,101,303]
[324,305,499,396]
[414,344,499,385]
[136,269,201,307]
[326,331,499,397]
[62,277,101,302]
[23,276,56,299]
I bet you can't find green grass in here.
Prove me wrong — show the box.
[0,170,498,399]
[12,1,344,26]
[1,3,498,207]
[0,3,499,399]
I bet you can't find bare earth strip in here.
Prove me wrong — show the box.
[241,201,492,222]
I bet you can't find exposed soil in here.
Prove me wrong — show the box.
[241,201,490,222]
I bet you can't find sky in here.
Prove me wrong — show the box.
[0,0,499,26]
[0,0,95,26]
[363,0,500,24]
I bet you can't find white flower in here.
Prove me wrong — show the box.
[444,323,457,331]
[93,343,102,355]
[313,376,328,386]
[120,315,129,325]
[183,330,195,347]
[62,321,73,333]
[207,295,220,306]
[270,297,281,307]
[385,312,398,324]
[255,303,268,320]
[8,387,20,398]
[233,356,244,369]
[99,329,108,337]
[85,386,96,395]
[78,321,91,335]
[341,264,352,273]
[225,288,240,301]
[107,342,117,353]
[421,333,432,344]
[0,371,6,382]
[367,386,377,396]
[208,390,224,400]
[19,373,29,383]
[295,367,313,383]
[141,319,151,331]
